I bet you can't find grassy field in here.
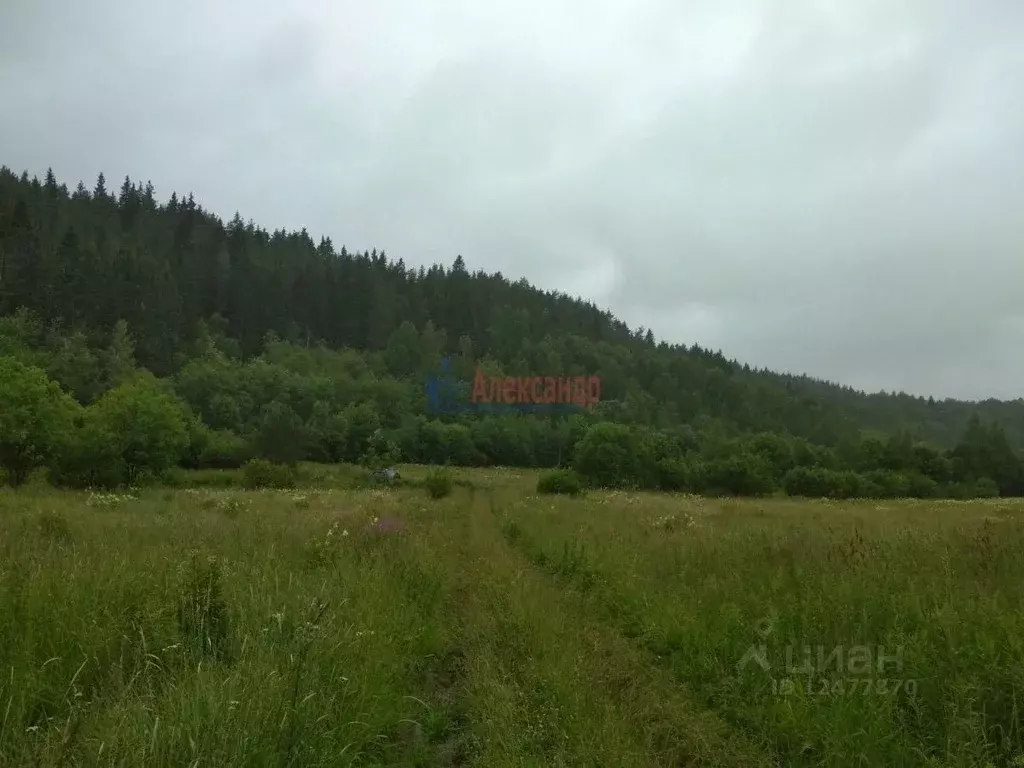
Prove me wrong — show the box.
[2,465,1024,766]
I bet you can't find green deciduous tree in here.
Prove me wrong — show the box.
[0,357,79,485]
[53,374,190,487]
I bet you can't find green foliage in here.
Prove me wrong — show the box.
[654,457,693,491]
[360,428,400,472]
[1,165,1024,500]
[423,468,453,499]
[783,467,861,499]
[51,375,190,488]
[573,423,652,489]
[698,453,776,497]
[341,402,381,463]
[241,458,298,489]
[537,469,585,496]
[0,356,80,485]
[253,401,307,467]
[103,319,137,389]
[861,469,912,499]
[183,420,250,469]
[906,472,940,498]
[307,403,348,463]
[44,330,103,403]
[93,375,190,484]
[972,476,1000,498]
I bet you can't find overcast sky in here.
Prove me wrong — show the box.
[2,1,1023,401]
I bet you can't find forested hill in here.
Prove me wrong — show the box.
[1,163,1022,453]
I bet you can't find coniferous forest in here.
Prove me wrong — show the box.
[2,164,1024,497]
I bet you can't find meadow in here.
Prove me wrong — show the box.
[2,465,1024,767]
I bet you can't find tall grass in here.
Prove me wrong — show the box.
[2,469,1023,765]
[498,490,1024,767]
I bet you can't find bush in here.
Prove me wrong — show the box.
[972,477,1000,498]
[906,472,940,499]
[573,423,653,489]
[242,458,298,489]
[50,375,190,489]
[862,469,912,498]
[655,458,692,492]
[253,402,308,467]
[701,453,775,497]
[50,417,125,489]
[783,467,861,499]
[783,467,827,498]
[537,469,584,496]
[360,428,400,472]
[0,357,80,486]
[183,421,250,469]
[423,467,453,499]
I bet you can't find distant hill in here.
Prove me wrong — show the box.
[2,163,1022,450]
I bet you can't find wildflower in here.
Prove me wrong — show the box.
[370,515,403,535]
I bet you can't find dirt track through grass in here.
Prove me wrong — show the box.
[5,473,1024,766]
[495,489,1024,767]
[416,487,775,766]
[1,482,775,766]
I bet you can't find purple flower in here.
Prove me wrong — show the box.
[369,515,404,535]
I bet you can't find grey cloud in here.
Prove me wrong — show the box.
[1,0,1023,399]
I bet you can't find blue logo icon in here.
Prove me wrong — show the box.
[425,356,461,414]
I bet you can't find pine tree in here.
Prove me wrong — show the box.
[93,172,108,199]
[103,319,137,388]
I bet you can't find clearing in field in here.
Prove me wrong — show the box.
[1,466,1023,766]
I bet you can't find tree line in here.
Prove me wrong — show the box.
[1,164,1023,497]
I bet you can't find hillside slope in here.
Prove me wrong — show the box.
[1,164,1021,450]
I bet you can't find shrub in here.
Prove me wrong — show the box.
[655,458,692,492]
[242,458,298,489]
[862,469,912,498]
[906,472,940,499]
[52,374,190,488]
[253,401,308,467]
[783,467,828,498]
[50,418,124,489]
[701,453,775,497]
[360,428,400,472]
[783,467,861,499]
[537,469,584,496]
[424,467,453,499]
[573,423,652,489]
[183,420,250,469]
[972,477,1000,498]
[0,357,80,486]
